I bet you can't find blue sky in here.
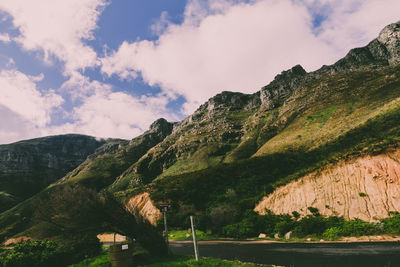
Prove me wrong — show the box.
[0,0,399,144]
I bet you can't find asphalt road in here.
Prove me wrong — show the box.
[169,240,400,267]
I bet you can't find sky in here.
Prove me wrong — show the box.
[0,0,399,144]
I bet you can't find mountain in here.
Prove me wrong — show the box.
[1,21,400,241]
[0,134,124,212]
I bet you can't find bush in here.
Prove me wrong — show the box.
[209,204,238,234]
[223,221,255,239]
[323,227,343,240]
[0,236,102,267]
[341,219,378,236]
[292,216,327,237]
[381,215,400,234]
[275,220,295,236]
[0,241,62,267]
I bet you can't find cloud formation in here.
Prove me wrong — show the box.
[50,88,176,140]
[101,0,400,114]
[0,69,63,143]
[0,0,107,74]
[0,33,11,43]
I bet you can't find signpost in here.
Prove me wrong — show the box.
[190,215,200,261]
[158,203,171,245]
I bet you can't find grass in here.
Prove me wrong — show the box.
[255,66,400,156]
[68,247,109,267]
[155,143,230,180]
[70,250,273,267]
[168,230,214,240]
[142,255,272,267]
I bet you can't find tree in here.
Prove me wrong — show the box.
[34,184,167,256]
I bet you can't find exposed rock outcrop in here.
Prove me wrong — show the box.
[125,192,162,225]
[377,21,400,65]
[255,148,400,222]
[260,64,307,109]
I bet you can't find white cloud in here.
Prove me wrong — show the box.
[60,71,112,101]
[150,11,171,36]
[0,69,63,143]
[0,0,107,74]
[316,0,400,50]
[0,33,11,43]
[101,0,400,114]
[0,68,176,143]
[48,89,177,140]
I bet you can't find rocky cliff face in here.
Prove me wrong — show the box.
[0,134,107,212]
[378,21,400,65]
[255,147,400,222]
[125,192,161,225]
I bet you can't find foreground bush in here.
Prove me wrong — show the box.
[0,236,101,267]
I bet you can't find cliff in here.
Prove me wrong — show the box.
[255,147,400,222]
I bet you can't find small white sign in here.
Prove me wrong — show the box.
[122,244,129,250]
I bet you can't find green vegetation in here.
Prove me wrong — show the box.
[303,105,338,127]
[358,192,367,197]
[381,215,400,234]
[168,230,213,241]
[0,238,101,267]
[220,208,400,241]
[68,247,109,267]
[143,255,272,267]
[70,250,273,267]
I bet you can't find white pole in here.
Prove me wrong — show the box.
[190,215,200,261]
[164,209,169,245]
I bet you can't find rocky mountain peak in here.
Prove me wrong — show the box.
[317,22,400,75]
[149,118,174,138]
[260,64,307,109]
[377,21,400,65]
[206,91,256,110]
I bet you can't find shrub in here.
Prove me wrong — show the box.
[274,220,295,236]
[341,219,378,236]
[0,240,62,267]
[381,215,400,234]
[323,227,343,240]
[293,216,327,237]
[209,204,238,234]
[307,207,321,217]
[0,236,102,267]
[223,221,254,239]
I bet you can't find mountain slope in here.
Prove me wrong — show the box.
[0,134,109,212]
[1,21,400,241]
[111,21,400,192]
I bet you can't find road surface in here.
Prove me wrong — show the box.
[169,240,400,267]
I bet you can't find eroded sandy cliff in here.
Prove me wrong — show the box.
[255,148,400,221]
[125,192,162,225]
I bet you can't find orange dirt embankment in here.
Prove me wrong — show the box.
[255,148,400,222]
